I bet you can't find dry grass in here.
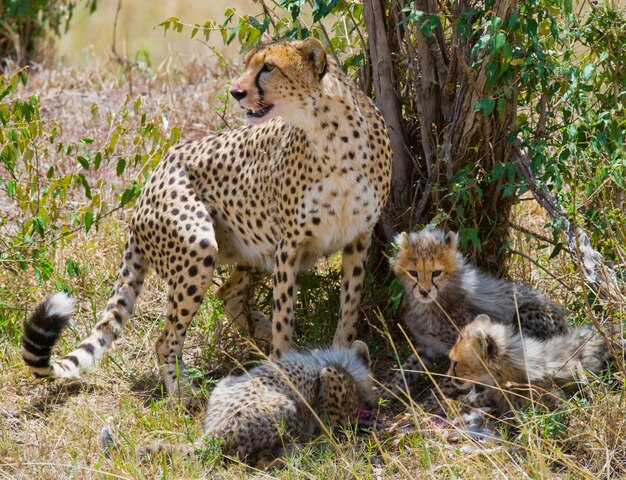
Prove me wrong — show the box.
[1,49,625,479]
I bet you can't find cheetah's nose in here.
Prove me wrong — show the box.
[230,88,247,101]
[419,289,430,297]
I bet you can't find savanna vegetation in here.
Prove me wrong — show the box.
[0,0,624,478]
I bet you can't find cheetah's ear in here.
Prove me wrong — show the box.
[351,340,371,367]
[395,231,410,251]
[475,329,499,360]
[298,37,327,80]
[444,231,459,250]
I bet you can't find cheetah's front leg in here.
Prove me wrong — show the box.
[271,240,299,359]
[333,234,370,347]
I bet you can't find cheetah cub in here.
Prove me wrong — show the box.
[124,341,376,468]
[448,314,619,415]
[386,228,571,397]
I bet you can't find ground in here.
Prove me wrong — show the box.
[0,54,624,479]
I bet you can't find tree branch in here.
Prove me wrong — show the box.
[363,0,413,222]
[512,145,624,305]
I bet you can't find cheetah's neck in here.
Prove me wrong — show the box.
[299,68,370,165]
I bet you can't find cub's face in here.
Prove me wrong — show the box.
[447,315,501,389]
[448,336,492,390]
[230,38,327,126]
[392,229,461,304]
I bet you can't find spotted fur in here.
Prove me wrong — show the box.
[122,341,376,467]
[21,38,392,400]
[385,228,571,397]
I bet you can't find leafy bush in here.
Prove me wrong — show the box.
[0,0,97,65]
[0,69,179,285]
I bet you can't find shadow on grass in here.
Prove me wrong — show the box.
[21,380,97,418]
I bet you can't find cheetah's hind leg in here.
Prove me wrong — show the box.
[151,200,219,408]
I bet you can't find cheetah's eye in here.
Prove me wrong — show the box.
[432,269,442,278]
[261,61,275,73]
[407,270,418,279]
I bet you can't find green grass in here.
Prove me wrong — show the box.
[1,48,625,479]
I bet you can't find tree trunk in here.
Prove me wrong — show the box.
[363,0,522,274]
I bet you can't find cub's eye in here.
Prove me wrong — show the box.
[407,270,418,279]
[432,269,442,278]
[261,62,275,73]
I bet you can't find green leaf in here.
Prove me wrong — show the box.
[548,243,563,259]
[397,9,424,27]
[493,32,507,53]
[463,227,481,249]
[420,15,440,38]
[78,174,92,199]
[170,126,181,144]
[474,97,496,116]
[496,97,507,117]
[84,211,93,233]
[582,63,594,81]
[33,216,46,238]
[6,180,16,198]
[77,156,90,171]
[94,152,102,171]
[116,158,126,176]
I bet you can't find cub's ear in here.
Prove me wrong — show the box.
[444,231,459,250]
[394,231,410,250]
[351,340,370,367]
[475,330,499,360]
[474,314,493,325]
[298,37,327,80]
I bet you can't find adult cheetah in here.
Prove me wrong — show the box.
[21,38,392,401]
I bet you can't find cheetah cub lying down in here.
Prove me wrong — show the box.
[386,228,571,397]
[115,341,376,468]
[448,314,620,415]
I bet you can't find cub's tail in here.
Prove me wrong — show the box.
[22,293,74,377]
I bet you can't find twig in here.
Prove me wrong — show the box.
[257,0,278,30]
[510,222,574,255]
[509,250,574,293]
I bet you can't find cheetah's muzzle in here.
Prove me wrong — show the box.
[247,104,274,119]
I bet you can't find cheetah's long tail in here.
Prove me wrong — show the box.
[21,234,147,379]
[21,293,74,377]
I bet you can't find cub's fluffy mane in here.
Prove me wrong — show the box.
[458,314,610,386]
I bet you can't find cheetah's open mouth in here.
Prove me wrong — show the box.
[246,105,274,119]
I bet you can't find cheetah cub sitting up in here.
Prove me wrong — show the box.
[126,341,377,468]
[448,314,620,416]
[386,228,571,398]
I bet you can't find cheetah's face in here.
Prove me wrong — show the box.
[230,38,327,127]
[448,316,500,390]
[392,230,461,304]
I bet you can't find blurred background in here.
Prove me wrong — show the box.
[56,0,257,66]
